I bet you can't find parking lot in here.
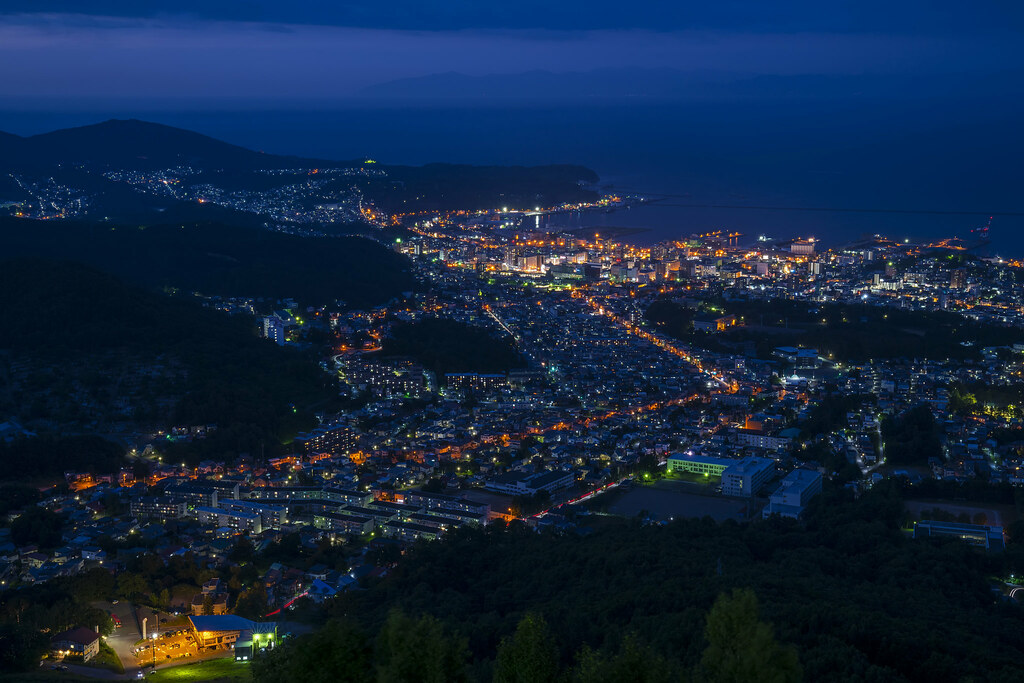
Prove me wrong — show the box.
[133,627,198,666]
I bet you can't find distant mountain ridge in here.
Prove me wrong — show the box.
[0,118,599,219]
[0,118,341,171]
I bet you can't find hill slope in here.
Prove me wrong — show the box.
[0,217,415,308]
[0,119,336,171]
[0,119,599,219]
[0,259,334,460]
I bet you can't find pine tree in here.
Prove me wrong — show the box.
[572,635,673,683]
[494,613,560,683]
[376,609,468,683]
[699,588,801,683]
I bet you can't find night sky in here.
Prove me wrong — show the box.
[1,2,1021,106]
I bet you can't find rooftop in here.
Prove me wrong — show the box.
[51,626,99,646]
[188,615,257,633]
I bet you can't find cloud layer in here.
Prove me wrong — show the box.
[1,12,1018,104]
[2,1,1022,33]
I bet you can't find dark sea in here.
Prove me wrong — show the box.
[2,98,1022,254]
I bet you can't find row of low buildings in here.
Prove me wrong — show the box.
[667,453,778,498]
[127,481,492,545]
[667,452,823,519]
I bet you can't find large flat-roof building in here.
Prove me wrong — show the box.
[666,453,735,477]
[484,470,574,496]
[721,456,776,497]
[164,482,220,507]
[262,315,287,346]
[193,506,263,535]
[247,485,372,507]
[401,489,491,519]
[446,373,508,392]
[913,520,1005,550]
[383,520,441,542]
[130,496,187,520]
[313,511,374,536]
[219,499,288,530]
[294,423,359,455]
[762,469,823,519]
[668,454,776,497]
[734,429,792,451]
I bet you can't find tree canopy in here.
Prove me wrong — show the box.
[699,588,801,683]
[382,319,526,378]
[240,482,1024,682]
[0,260,335,468]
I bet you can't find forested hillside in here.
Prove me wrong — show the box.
[0,218,415,309]
[0,260,333,465]
[260,483,1024,682]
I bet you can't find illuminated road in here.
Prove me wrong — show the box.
[531,476,631,520]
[91,600,141,679]
[443,394,702,462]
[576,288,738,393]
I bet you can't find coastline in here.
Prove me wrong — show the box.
[554,225,651,242]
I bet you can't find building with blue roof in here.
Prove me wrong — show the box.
[187,615,277,651]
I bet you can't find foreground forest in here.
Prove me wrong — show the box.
[259,483,1024,683]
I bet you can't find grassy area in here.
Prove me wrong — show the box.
[1,672,92,682]
[85,642,124,675]
[145,658,251,683]
[664,470,720,486]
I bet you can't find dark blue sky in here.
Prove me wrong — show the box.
[3,1,1023,32]
[1,2,1021,106]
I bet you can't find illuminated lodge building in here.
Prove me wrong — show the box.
[50,627,100,662]
[187,615,277,655]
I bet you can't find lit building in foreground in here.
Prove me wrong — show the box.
[187,615,277,653]
[50,627,100,662]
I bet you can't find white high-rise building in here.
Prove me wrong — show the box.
[262,315,287,346]
[721,456,775,497]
